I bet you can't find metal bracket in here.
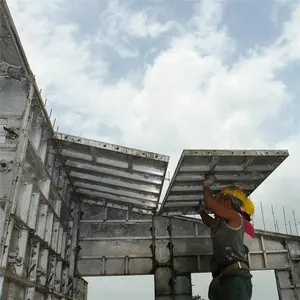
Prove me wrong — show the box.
[0,160,12,172]
[3,127,19,139]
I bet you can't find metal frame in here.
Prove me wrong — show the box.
[78,205,300,299]
[160,149,289,215]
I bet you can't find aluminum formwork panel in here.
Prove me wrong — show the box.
[76,206,300,276]
[1,2,77,299]
[72,277,88,300]
[54,133,169,214]
[159,149,289,215]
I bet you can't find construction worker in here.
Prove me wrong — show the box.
[198,175,252,300]
[242,198,255,222]
[199,198,255,260]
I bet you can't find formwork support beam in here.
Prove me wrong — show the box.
[275,240,300,299]
[153,218,193,300]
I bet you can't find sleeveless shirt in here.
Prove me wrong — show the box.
[210,214,250,276]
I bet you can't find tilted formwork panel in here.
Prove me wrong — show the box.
[0,1,88,299]
[159,149,289,215]
[54,132,169,215]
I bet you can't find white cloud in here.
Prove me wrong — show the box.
[94,0,177,57]
[8,0,300,203]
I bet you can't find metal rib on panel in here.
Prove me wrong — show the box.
[159,149,289,215]
[54,133,169,214]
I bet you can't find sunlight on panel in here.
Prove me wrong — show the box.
[192,271,279,300]
[84,275,154,300]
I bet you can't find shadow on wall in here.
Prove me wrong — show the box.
[192,270,279,300]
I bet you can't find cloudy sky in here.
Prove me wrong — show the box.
[7,0,300,299]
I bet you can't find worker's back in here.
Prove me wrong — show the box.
[210,214,249,276]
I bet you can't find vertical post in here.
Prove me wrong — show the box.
[283,207,288,234]
[271,205,277,232]
[276,220,279,233]
[260,202,266,231]
[292,210,298,236]
[153,216,174,300]
[153,217,192,300]
[0,66,35,300]
[0,81,35,269]
[68,197,81,298]
[275,239,300,299]
[289,221,293,235]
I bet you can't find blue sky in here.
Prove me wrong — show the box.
[8,0,300,299]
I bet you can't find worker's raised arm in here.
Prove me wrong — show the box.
[203,176,240,226]
[199,209,219,228]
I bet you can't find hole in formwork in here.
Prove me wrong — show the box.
[84,276,154,299]
[116,147,120,150]
[155,155,158,159]
[192,273,211,298]
[0,162,6,168]
[103,144,107,148]
[266,151,269,154]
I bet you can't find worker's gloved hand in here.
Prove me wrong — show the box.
[203,174,216,187]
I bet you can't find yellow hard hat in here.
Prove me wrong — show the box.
[243,197,255,216]
[215,185,247,208]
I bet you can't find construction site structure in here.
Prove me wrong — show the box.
[1,1,300,299]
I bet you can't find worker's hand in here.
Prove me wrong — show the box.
[203,174,216,187]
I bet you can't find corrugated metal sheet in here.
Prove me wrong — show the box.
[54,133,169,214]
[160,149,289,215]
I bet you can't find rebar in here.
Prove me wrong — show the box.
[293,209,298,235]
[260,202,266,231]
[283,207,288,234]
[271,205,276,232]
